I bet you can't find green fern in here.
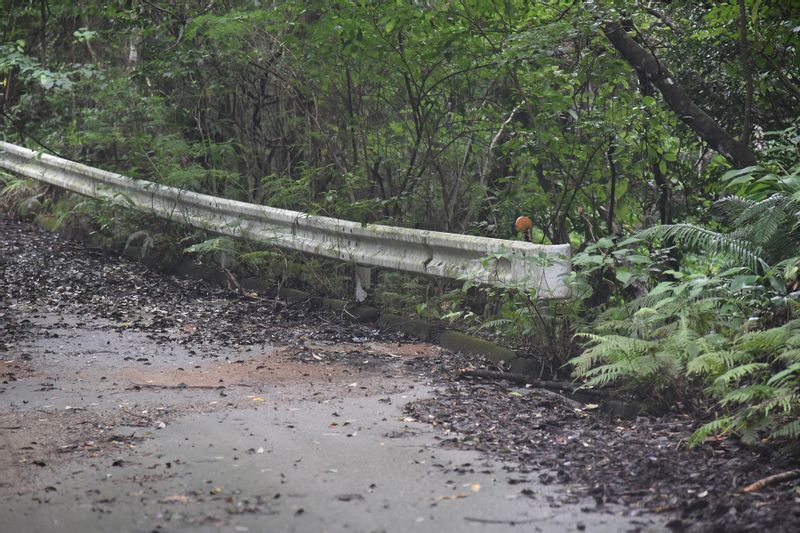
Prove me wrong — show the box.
[478,318,513,331]
[184,236,237,256]
[775,349,800,363]
[689,417,733,447]
[773,420,800,439]
[580,361,636,387]
[638,224,765,272]
[687,350,739,375]
[736,320,800,352]
[721,384,775,406]
[570,334,654,375]
[739,413,772,445]
[0,177,27,197]
[711,195,753,223]
[578,168,800,447]
[712,363,770,388]
[760,392,800,415]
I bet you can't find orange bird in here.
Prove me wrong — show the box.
[515,216,533,242]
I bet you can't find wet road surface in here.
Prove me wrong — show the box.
[0,217,663,532]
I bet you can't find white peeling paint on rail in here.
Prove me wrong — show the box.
[0,141,571,298]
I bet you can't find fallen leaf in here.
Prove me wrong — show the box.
[336,493,364,502]
[433,493,467,501]
[161,494,191,504]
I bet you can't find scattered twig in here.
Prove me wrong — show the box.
[127,383,224,390]
[223,267,241,294]
[119,408,152,420]
[743,470,800,493]
[0,425,22,430]
[532,388,583,409]
[465,516,551,525]
[458,369,608,398]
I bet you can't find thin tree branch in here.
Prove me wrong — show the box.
[634,3,683,34]
[738,0,754,144]
[0,110,69,158]
[604,21,756,168]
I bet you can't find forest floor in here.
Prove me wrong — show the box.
[1,215,798,532]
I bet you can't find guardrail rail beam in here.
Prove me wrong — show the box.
[0,141,571,300]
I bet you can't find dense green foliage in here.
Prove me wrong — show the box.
[2,0,799,447]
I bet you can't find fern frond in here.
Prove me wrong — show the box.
[578,334,655,352]
[739,413,772,445]
[711,195,754,224]
[570,335,655,376]
[569,352,598,376]
[580,361,633,386]
[592,318,639,335]
[649,297,687,317]
[721,384,775,405]
[717,349,752,368]
[736,325,793,353]
[629,354,662,378]
[662,316,698,349]
[638,224,765,271]
[785,329,800,349]
[688,416,733,447]
[735,193,795,226]
[772,420,800,439]
[687,350,734,375]
[713,363,770,388]
[767,363,800,387]
[573,332,604,343]
[760,391,800,415]
[774,349,800,363]
[479,318,512,331]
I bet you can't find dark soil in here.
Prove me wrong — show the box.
[406,383,800,532]
[0,217,405,353]
[2,215,799,532]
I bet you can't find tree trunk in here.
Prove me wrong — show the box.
[604,21,756,168]
[606,142,618,234]
[737,0,754,145]
[125,0,142,68]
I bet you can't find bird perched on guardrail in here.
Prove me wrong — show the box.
[514,216,533,242]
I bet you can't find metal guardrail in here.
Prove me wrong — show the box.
[0,141,571,300]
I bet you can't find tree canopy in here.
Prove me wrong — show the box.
[3,1,797,240]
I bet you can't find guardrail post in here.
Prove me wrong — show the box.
[354,265,371,302]
[218,250,230,270]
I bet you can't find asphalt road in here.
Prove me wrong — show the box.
[0,218,664,533]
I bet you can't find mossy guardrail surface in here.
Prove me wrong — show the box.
[0,141,570,299]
